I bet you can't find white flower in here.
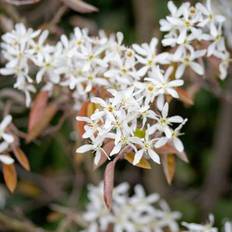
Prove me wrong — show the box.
[152,102,184,137]
[82,182,181,232]
[0,143,14,165]
[196,0,225,34]
[76,135,110,165]
[133,127,160,165]
[174,46,206,78]
[133,38,170,76]
[182,214,218,232]
[0,115,14,145]
[145,66,183,108]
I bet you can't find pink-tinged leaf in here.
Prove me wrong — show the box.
[176,87,194,106]
[161,154,176,185]
[28,91,49,132]
[26,103,58,143]
[104,161,115,210]
[94,141,114,170]
[60,0,98,13]
[4,0,40,5]
[156,143,189,163]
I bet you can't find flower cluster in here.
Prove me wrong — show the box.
[0,0,230,168]
[76,86,187,166]
[0,115,14,165]
[82,182,181,232]
[82,182,232,232]
[160,0,230,80]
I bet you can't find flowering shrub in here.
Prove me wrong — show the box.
[0,0,231,221]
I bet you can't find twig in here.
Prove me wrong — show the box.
[0,211,45,232]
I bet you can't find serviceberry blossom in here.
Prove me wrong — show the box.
[82,182,180,232]
[160,0,230,80]
[0,0,230,170]
[76,87,187,166]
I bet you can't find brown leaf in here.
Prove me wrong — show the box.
[104,161,115,210]
[12,147,30,171]
[3,164,17,192]
[60,0,98,13]
[176,87,194,106]
[76,101,90,137]
[156,143,189,163]
[125,153,152,169]
[28,91,49,132]
[161,154,176,185]
[4,0,40,5]
[26,103,58,143]
[94,141,114,170]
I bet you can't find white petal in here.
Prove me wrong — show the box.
[176,64,185,79]
[133,150,144,165]
[155,137,169,148]
[173,138,184,152]
[76,144,93,153]
[190,62,204,76]
[0,115,12,130]
[2,133,14,144]
[0,142,8,153]
[148,149,160,164]
[168,116,183,123]
[0,155,14,165]
[162,103,169,118]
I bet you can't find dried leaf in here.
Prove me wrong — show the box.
[28,91,49,132]
[176,87,194,106]
[94,141,114,170]
[125,153,152,169]
[12,147,30,171]
[4,0,40,5]
[60,0,98,13]
[161,154,176,185]
[26,103,58,143]
[104,161,115,210]
[3,164,17,192]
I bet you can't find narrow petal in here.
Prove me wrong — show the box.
[76,144,93,153]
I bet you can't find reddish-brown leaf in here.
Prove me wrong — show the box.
[125,153,152,169]
[3,164,17,192]
[60,0,98,13]
[104,161,115,210]
[12,147,30,171]
[156,143,189,163]
[161,154,176,185]
[94,141,114,170]
[76,101,90,137]
[26,103,58,143]
[28,91,49,132]
[176,87,194,106]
